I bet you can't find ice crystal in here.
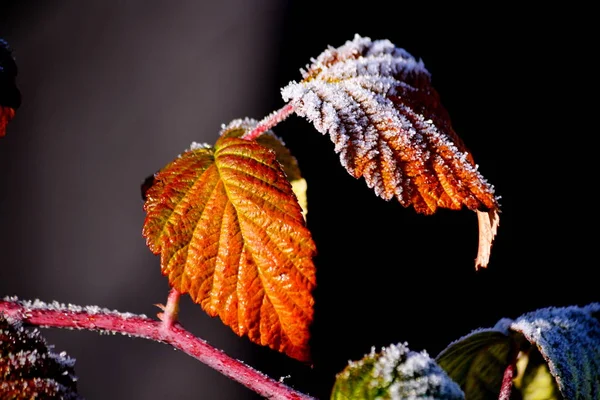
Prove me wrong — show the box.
[220,117,261,135]
[3,296,147,320]
[188,141,212,151]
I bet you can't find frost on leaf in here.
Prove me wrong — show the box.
[0,38,21,138]
[142,132,317,362]
[436,303,600,400]
[0,315,81,399]
[510,302,600,400]
[282,34,500,269]
[331,342,464,400]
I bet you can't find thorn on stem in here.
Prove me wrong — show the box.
[158,288,181,330]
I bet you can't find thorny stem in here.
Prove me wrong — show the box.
[0,297,315,400]
[242,103,295,141]
[158,287,181,330]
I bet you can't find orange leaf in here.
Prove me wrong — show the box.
[282,34,500,269]
[143,136,316,362]
[220,118,309,219]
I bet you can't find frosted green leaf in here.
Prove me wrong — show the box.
[510,303,600,400]
[437,304,600,400]
[331,342,464,400]
[436,319,513,400]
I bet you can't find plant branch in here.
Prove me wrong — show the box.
[243,103,295,141]
[0,297,315,400]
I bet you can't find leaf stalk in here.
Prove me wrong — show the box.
[243,103,295,141]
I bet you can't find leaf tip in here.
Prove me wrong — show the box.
[475,208,500,270]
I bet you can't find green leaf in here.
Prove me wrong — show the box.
[331,342,464,400]
[436,303,600,400]
[436,319,514,400]
[510,303,600,400]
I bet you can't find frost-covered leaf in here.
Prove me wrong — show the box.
[436,303,600,400]
[0,315,81,399]
[282,34,500,269]
[0,38,21,138]
[142,133,317,362]
[436,319,513,400]
[220,118,308,219]
[510,303,600,400]
[331,342,464,400]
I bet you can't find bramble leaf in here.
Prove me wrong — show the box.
[0,315,81,399]
[0,38,21,138]
[142,130,316,362]
[282,34,500,269]
[331,342,464,400]
[436,303,600,400]
[436,319,514,399]
[510,303,600,400]
[220,118,308,219]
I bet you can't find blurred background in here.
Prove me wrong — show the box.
[0,1,595,399]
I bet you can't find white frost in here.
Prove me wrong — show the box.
[510,303,600,399]
[341,342,464,399]
[281,34,498,208]
[187,141,212,151]
[3,296,147,319]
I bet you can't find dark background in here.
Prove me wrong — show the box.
[1,1,596,399]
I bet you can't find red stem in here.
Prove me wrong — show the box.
[242,103,295,141]
[0,297,315,400]
[498,358,516,400]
